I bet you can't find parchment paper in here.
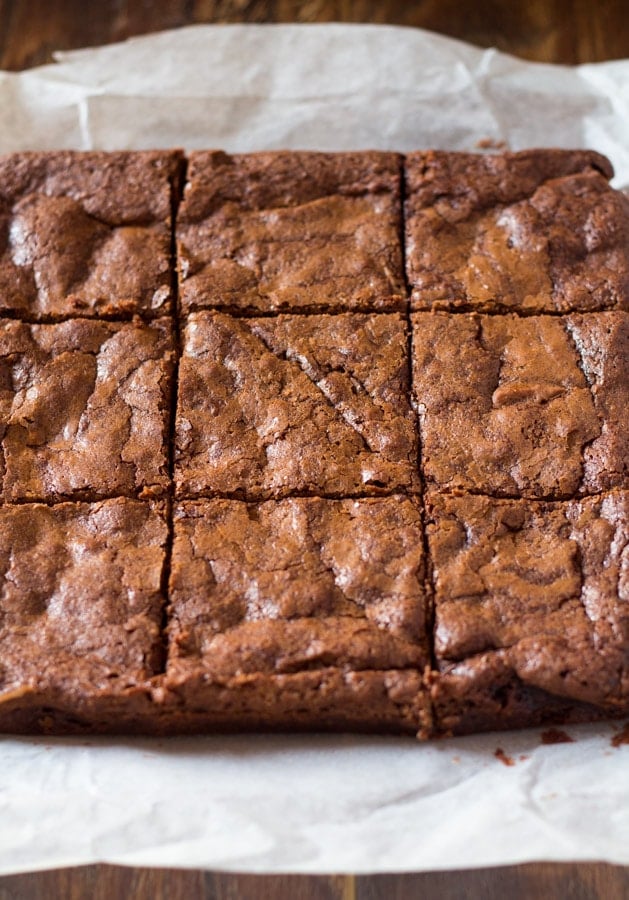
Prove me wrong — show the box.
[1,24,628,875]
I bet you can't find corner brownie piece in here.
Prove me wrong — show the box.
[0,317,174,502]
[427,491,629,735]
[0,498,168,733]
[175,311,419,498]
[157,496,431,734]
[412,311,628,499]
[405,149,629,313]
[0,151,182,320]
[177,151,405,314]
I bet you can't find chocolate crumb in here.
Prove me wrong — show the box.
[475,138,508,150]
[494,747,515,766]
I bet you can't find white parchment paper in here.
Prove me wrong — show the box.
[1,24,628,875]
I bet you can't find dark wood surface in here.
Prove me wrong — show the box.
[0,0,628,68]
[1,2,628,898]
[1,864,629,900]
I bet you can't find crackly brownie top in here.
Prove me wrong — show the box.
[405,148,629,313]
[412,311,628,499]
[167,496,428,679]
[0,150,182,320]
[175,311,419,499]
[0,317,173,502]
[0,498,168,691]
[177,150,405,314]
[427,491,629,709]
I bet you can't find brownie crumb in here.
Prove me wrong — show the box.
[494,747,515,766]
[475,138,508,150]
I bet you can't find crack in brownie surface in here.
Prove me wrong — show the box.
[405,149,629,313]
[177,151,405,314]
[0,498,168,732]
[175,311,419,498]
[427,491,629,734]
[412,311,628,499]
[0,151,182,320]
[0,317,174,502]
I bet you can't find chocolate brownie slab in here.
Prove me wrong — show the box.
[427,491,629,735]
[156,496,431,734]
[0,317,174,502]
[405,149,629,313]
[0,498,168,734]
[175,311,419,498]
[411,311,628,499]
[0,150,182,320]
[177,151,405,314]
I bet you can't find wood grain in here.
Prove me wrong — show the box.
[1,864,629,899]
[0,0,628,70]
[0,2,627,898]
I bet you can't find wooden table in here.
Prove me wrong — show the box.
[1,2,627,897]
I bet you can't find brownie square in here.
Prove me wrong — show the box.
[157,496,431,734]
[0,151,182,320]
[0,498,168,733]
[177,151,406,315]
[0,317,174,502]
[175,311,419,499]
[412,311,628,499]
[405,149,629,313]
[427,491,629,735]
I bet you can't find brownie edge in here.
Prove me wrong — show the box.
[405,148,628,314]
[427,491,629,736]
[0,498,169,734]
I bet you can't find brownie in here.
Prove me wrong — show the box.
[175,311,419,499]
[0,317,174,502]
[177,151,406,315]
[156,496,431,735]
[411,311,628,499]
[427,491,629,735]
[405,148,629,313]
[0,150,182,320]
[0,498,168,734]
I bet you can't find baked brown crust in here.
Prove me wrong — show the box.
[154,669,430,737]
[427,491,629,734]
[405,148,628,313]
[0,151,183,320]
[0,498,168,732]
[175,311,419,498]
[177,151,406,314]
[0,146,627,738]
[156,495,431,734]
[412,311,628,499]
[167,496,428,675]
[0,317,174,502]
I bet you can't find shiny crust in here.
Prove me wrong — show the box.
[0,147,628,737]
[0,150,183,319]
[175,311,419,498]
[0,317,174,502]
[167,497,428,676]
[177,150,405,314]
[405,148,629,313]
[427,491,629,732]
[0,499,168,715]
[412,311,628,499]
